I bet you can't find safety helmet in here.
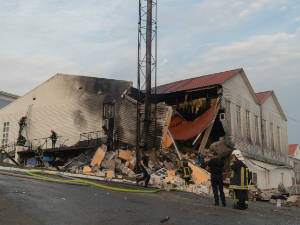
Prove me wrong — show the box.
[24,116,27,119]
[183,161,188,167]
[232,150,245,161]
[37,145,41,148]
[51,130,54,133]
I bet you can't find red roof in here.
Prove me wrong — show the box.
[255,91,273,105]
[156,68,243,94]
[168,101,219,141]
[289,144,298,155]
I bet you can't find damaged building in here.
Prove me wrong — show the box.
[0,68,293,190]
[156,68,292,189]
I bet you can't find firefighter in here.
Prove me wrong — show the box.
[35,145,44,167]
[177,161,193,185]
[18,116,27,133]
[229,150,249,210]
[17,133,26,146]
[50,130,57,148]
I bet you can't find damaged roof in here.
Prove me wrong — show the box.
[169,101,219,141]
[156,68,243,94]
[255,91,273,105]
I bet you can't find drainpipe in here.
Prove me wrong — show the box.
[260,105,265,157]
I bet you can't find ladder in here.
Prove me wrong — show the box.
[24,104,33,146]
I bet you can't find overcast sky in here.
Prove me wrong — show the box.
[0,0,299,144]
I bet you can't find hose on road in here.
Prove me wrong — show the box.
[27,171,185,193]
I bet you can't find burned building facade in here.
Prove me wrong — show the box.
[0,73,132,151]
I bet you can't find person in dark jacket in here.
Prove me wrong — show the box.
[136,151,151,187]
[207,152,226,207]
[229,150,249,210]
[17,133,26,146]
[35,145,44,167]
[50,130,57,148]
[177,161,193,185]
[18,116,27,133]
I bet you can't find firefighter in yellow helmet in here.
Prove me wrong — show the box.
[177,161,193,185]
[229,150,249,210]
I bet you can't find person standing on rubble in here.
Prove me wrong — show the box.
[229,150,249,210]
[136,151,151,188]
[50,130,57,148]
[177,161,193,185]
[18,116,27,133]
[206,152,226,207]
[17,133,26,146]
[35,145,44,167]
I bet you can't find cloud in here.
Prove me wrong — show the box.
[158,28,300,92]
[280,6,287,11]
[294,16,300,21]
[239,0,276,17]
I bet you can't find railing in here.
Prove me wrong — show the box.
[2,142,16,154]
[30,136,64,149]
[79,131,106,147]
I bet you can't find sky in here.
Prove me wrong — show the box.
[0,0,299,144]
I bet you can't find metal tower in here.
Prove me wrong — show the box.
[136,0,158,168]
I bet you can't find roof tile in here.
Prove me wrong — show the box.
[168,102,218,141]
[156,68,242,94]
[289,144,298,155]
[255,91,273,105]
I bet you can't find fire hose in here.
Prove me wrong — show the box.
[25,171,186,193]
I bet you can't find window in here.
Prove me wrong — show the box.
[277,127,282,152]
[255,116,260,144]
[103,103,115,119]
[236,106,242,138]
[262,120,267,148]
[226,100,232,134]
[270,123,274,150]
[253,173,257,183]
[1,122,9,148]
[246,110,251,141]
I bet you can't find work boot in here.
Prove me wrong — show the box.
[222,203,226,207]
[136,180,139,186]
[214,203,219,206]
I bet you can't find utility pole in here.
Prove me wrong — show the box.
[136,0,157,172]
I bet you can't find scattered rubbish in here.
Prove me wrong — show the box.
[160,216,170,223]
[271,210,283,213]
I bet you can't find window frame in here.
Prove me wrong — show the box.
[262,119,267,148]
[226,100,232,134]
[246,110,251,142]
[1,122,9,149]
[236,105,242,138]
[277,127,282,152]
[270,123,275,151]
[255,115,260,145]
[103,103,115,119]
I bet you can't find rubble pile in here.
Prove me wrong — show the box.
[247,182,300,206]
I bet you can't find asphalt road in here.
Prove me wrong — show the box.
[0,171,300,225]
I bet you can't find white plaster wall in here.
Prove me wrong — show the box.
[221,72,289,165]
[244,158,293,189]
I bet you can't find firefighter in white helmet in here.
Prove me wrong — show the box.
[229,150,249,210]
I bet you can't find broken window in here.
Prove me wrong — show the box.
[103,103,115,119]
[277,127,282,152]
[270,123,274,150]
[262,120,267,148]
[236,105,242,138]
[1,122,9,148]
[226,100,232,134]
[255,116,260,145]
[246,110,251,141]
[253,172,257,183]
